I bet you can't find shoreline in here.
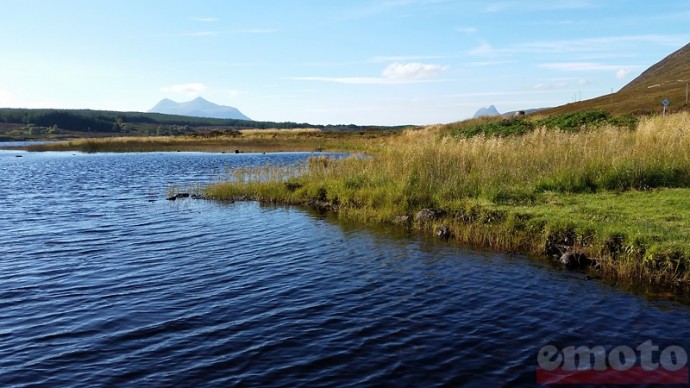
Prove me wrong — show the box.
[203,113,690,292]
[201,190,690,296]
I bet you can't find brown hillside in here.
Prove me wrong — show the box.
[540,42,690,116]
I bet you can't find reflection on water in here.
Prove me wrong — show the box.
[1,150,689,386]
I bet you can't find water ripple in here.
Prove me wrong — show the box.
[2,151,690,386]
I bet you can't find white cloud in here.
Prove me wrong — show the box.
[161,83,207,95]
[578,79,590,85]
[382,62,448,80]
[228,90,240,97]
[616,69,632,79]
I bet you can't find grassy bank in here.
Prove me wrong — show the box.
[23,128,398,153]
[206,113,690,288]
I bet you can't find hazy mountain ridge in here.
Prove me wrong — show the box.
[149,97,251,120]
[473,105,500,118]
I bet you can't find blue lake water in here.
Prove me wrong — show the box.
[1,149,690,386]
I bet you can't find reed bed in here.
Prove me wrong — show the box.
[207,113,690,287]
[24,130,391,153]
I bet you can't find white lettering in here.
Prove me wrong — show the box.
[660,346,688,372]
[607,346,636,371]
[537,345,562,371]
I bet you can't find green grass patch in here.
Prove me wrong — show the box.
[444,110,639,138]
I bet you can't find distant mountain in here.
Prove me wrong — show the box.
[542,41,690,116]
[149,97,251,120]
[473,105,500,118]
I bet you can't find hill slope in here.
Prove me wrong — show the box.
[149,97,251,120]
[541,42,690,116]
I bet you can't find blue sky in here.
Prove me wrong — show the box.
[1,1,689,125]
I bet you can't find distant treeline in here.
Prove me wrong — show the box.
[0,108,408,133]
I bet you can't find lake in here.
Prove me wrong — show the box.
[1,149,690,386]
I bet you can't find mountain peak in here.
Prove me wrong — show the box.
[473,105,501,118]
[148,97,251,120]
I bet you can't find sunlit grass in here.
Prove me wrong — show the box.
[24,129,396,153]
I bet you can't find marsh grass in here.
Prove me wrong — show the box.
[24,129,395,153]
[207,113,690,287]
[442,110,639,138]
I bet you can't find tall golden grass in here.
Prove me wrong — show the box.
[25,130,391,153]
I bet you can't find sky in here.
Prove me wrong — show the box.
[0,1,689,126]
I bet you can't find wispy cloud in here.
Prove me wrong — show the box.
[161,83,207,95]
[455,26,478,34]
[514,35,686,54]
[189,17,219,23]
[466,60,514,66]
[539,62,633,71]
[469,43,496,57]
[446,89,569,98]
[291,62,449,85]
[158,31,219,38]
[350,0,451,18]
[382,62,449,79]
[533,82,569,90]
[186,31,219,37]
[159,28,278,39]
[378,0,451,9]
[539,62,637,79]
[232,28,280,34]
[485,0,595,13]
[370,55,444,63]
[466,35,687,60]
[290,76,401,85]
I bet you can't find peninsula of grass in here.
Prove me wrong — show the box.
[206,112,690,289]
[23,128,399,153]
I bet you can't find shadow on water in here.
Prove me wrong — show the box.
[261,201,690,308]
